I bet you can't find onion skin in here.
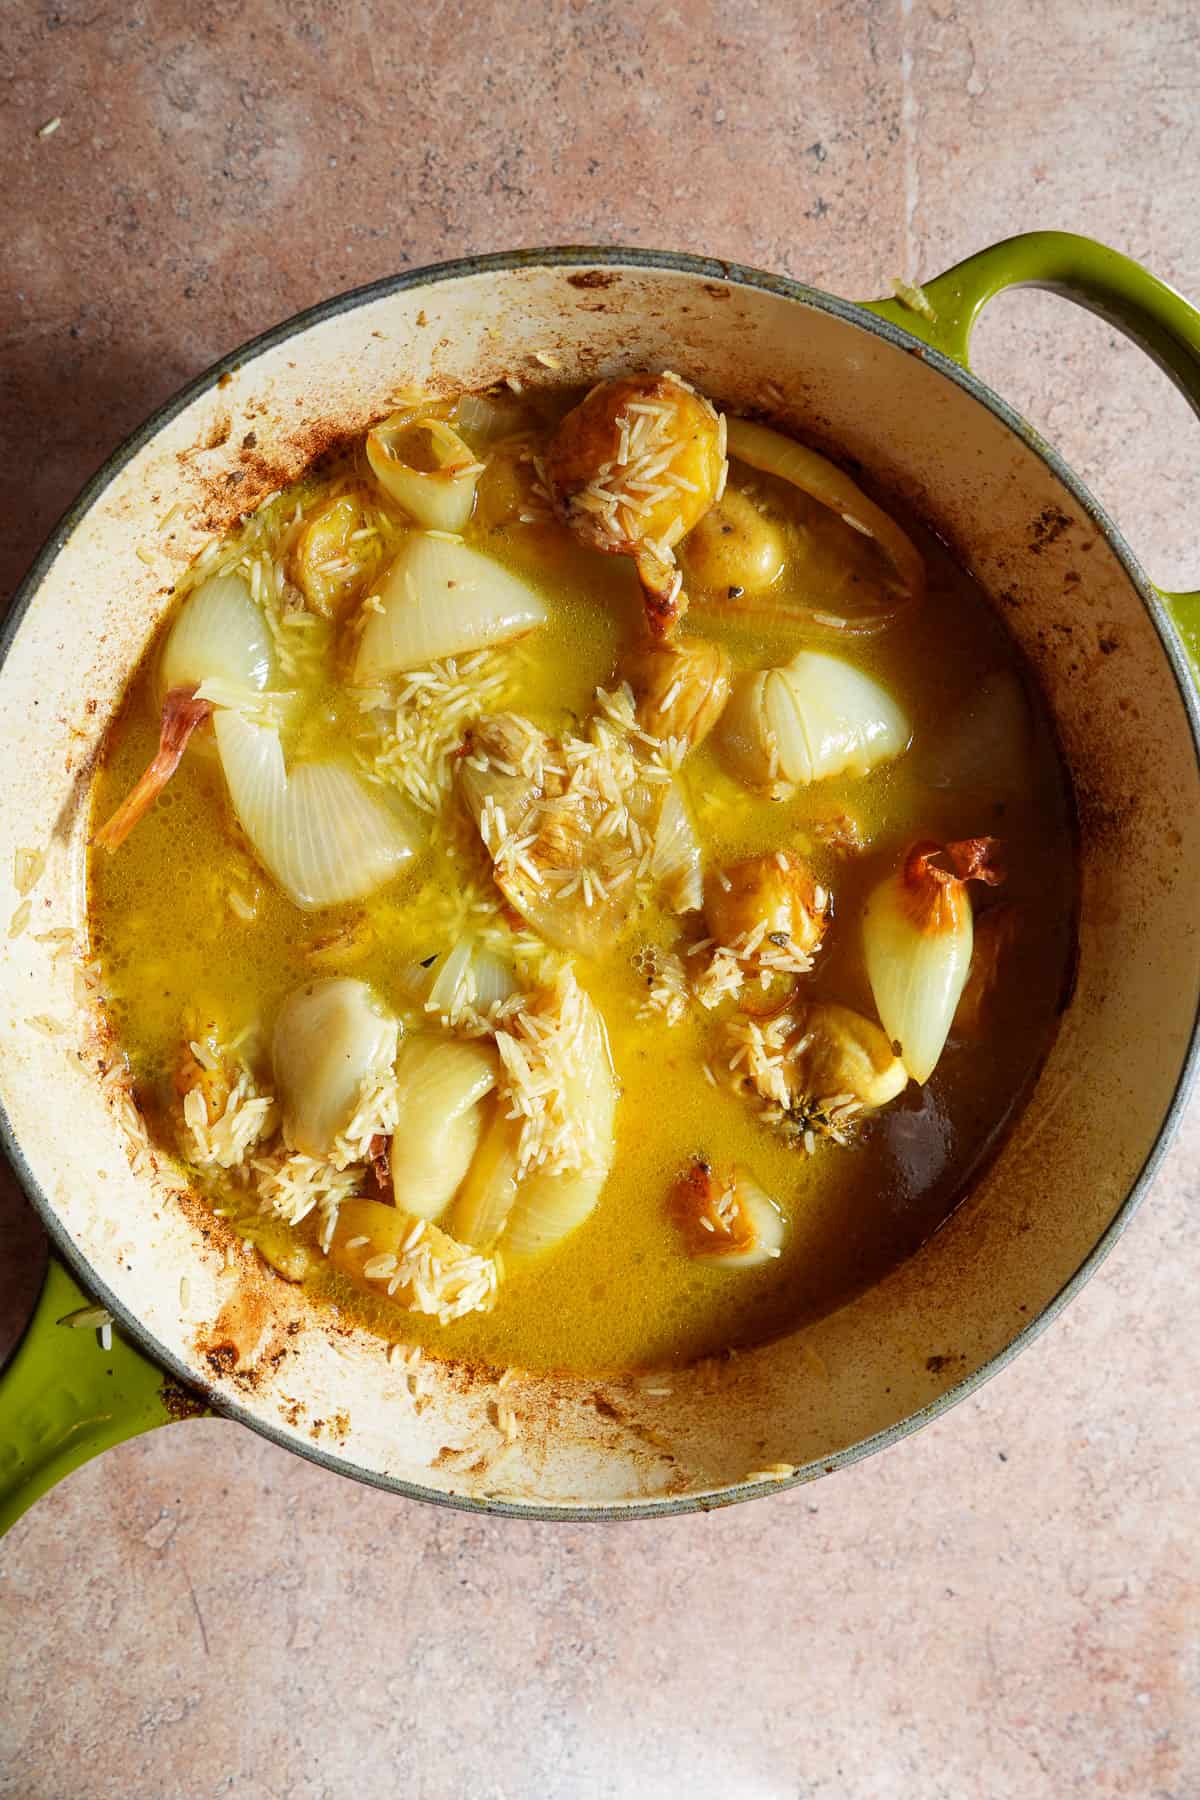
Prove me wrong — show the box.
[94,688,213,852]
[863,838,1005,1084]
[98,571,277,851]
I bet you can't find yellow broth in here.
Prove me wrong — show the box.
[88,394,1077,1373]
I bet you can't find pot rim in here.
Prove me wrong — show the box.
[4,243,1199,1521]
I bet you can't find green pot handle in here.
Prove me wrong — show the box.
[0,1254,202,1535]
[862,230,1200,660]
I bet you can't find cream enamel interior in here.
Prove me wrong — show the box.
[2,259,1198,1511]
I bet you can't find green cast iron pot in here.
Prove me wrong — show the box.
[2,231,1200,1529]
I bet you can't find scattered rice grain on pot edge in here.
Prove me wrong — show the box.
[13,847,46,896]
[744,1463,795,1483]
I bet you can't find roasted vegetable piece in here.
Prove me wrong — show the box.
[863,838,1005,1083]
[719,418,925,632]
[390,1037,499,1222]
[544,371,727,634]
[681,487,787,600]
[704,851,829,965]
[724,999,908,1147]
[784,1001,909,1113]
[273,977,399,1157]
[621,636,732,749]
[669,1159,786,1266]
[327,1198,498,1322]
[366,415,483,532]
[287,493,376,614]
[354,534,548,679]
[96,571,275,851]
[500,976,617,1261]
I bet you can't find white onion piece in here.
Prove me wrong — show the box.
[469,946,518,1012]
[502,1163,608,1262]
[391,1037,499,1220]
[862,840,1003,1083]
[425,936,474,1017]
[397,939,517,1020]
[161,573,273,695]
[502,987,616,1260]
[718,651,909,795]
[396,960,437,1004]
[420,937,518,1021]
[650,779,704,913]
[354,534,548,681]
[451,1101,523,1247]
[864,886,970,1085]
[273,977,399,1156]
[214,709,420,910]
[366,416,482,532]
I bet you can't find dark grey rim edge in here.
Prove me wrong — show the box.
[4,244,1200,1523]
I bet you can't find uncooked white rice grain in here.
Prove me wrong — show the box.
[13,848,46,895]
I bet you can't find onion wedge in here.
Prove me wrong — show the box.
[273,977,399,1157]
[863,838,1005,1083]
[717,651,910,796]
[366,416,483,532]
[354,534,548,680]
[214,709,420,910]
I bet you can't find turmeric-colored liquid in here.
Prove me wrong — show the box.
[88,397,1077,1373]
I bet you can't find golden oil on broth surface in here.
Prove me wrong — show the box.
[89,388,1076,1373]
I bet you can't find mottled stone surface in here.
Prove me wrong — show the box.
[2,3,1199,1796]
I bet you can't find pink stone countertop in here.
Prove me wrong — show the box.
[2,4,1199,1796]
